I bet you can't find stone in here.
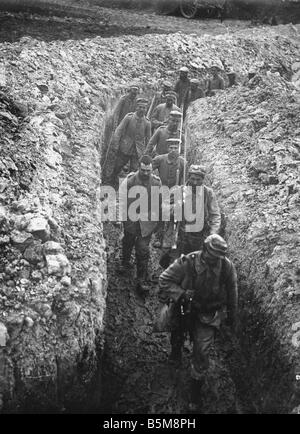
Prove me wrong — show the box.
[10,230,33,252]
[23,240,44,264]
[31,270,43,281]
[27,217,50,241]
[46,253,70,276]
[61,276,71,287]
[0,205,7,226]
[11,199,31,214]
[0,235,9,245]
[43,241,64,256]
[24,317,34,328]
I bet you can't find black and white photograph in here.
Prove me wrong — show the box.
[0,0,299,418]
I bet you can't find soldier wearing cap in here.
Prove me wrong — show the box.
[146,110,183,157]
[110,98,151,183]
[174,67,190,115]
[119,155,162,295]
[113,84,140,127]
[152,138,186,248]
[187,79,205,105]
[207,66,225,96]
[158,233,238,410]
[177,164,221,256]
[150,92,180,131]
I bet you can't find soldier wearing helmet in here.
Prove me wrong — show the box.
[158,233,238,411]
[113,83,140,127]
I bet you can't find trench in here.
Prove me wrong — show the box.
[97,89,293,415]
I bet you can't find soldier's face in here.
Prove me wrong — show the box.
[129,88,138,98]
[166,97,174,107]
[189,174,204,187]
[180,72,188,80]
[169,117,179,130]
[136,104,146,117]
[139,163,152,179]
[168,144,179,158]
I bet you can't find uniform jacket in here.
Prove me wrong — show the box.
[207,75,225,93]
[151,102,180,130]
[179,185,221,235]
[152,154,186,188]
[158,251,238,326]
[145,126,184,156]
[174,78,190,108]
[113,94,137,126]
[187,87,205,104]
[113,112,151,157]
[119,171,162,237]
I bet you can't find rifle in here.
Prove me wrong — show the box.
[171,106,187,250]
[147,93,156,119]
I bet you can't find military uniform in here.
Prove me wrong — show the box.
[151,102,180,131]
[152,154,185,188]
[111,111,151,179]
[158,236,238,379]
[113,94,137,127]
[207,74,225,96]
[119,170,162,285]
[146,125,183,156]
[178,184,221,255]
[187,86,205,104]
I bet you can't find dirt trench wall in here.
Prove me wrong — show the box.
[0,25,299,412]
[186,69,300,412]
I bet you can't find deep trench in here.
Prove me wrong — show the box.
[97,89,292,415]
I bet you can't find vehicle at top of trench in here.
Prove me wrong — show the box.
[178,0,227,19]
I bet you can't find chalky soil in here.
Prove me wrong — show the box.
[0,3,299,414]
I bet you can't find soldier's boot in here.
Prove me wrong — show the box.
[136,263,149,295]
[188,378,204,413]
[168,346,182,367]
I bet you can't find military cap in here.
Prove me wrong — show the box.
[188,164,206,176]
[166,138,181,145]
[163,80,172,88]
[136,97,148,105]
[204,234,228,258]
[165,91,177,99]
[190,78,200,85]
[169,110,182,118]
[179,66,189,73]
[128,83,140,90]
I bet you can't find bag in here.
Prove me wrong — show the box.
[153,302,174,333]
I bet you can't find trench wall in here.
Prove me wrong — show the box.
[0,25,299,411]
[186,68,300,413]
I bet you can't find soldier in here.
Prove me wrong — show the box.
[177,165,221,256]
[151,92,180,131]
[110,98,151,184]
[174,67,190,109]
[113,84,139,127]
[152,138,186,248]
[158,234,238,411]
[207,66,225,96]
[145,110,183,157]
[119,155,162,294]
[187,79,205,105]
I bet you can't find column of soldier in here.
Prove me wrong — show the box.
[105,66,238,412]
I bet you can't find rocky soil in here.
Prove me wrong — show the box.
[0,4,299,413]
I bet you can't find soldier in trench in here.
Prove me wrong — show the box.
[152,138,186,249]
[109,98,151,185]
[118,155,162,295]
[174,66,190,117]
[112,83,140,128]
[145,110,183,157]
[150,91,180,132]
[149,80,175,116]
[158,234,238,411]
[159,165,221,269]
[207,66,225,96]
[186,79,205,105]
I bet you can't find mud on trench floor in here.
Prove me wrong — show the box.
[100,222,254,414]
